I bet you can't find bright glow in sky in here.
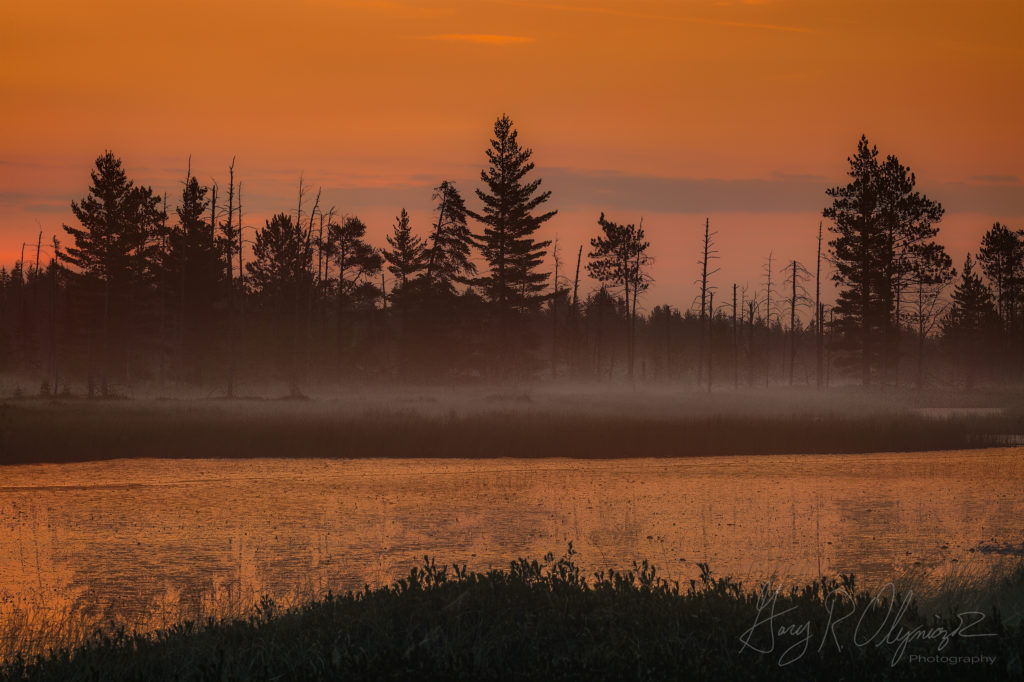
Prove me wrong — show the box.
[2,0,1021,305]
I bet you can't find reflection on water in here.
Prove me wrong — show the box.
[1,449,1022,638]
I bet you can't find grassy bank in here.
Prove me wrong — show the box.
[1,399,1022,465]
[2,550,1021,681]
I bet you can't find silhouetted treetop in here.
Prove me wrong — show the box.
[824,135,946,386]
[62,151,165,284]
[424,180,476,293]
[382,208,426,287]
[977,222,1024,328]
[247,213,313,299]
[470,114,556,312]
[327,216,382,297]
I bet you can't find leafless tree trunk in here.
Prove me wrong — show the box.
[305,187,320,389]
[665,306,672,380]
[225,159,236,398]
[707,290,714,393]
[763,251,773,388]
[789,260,797,386]
[571,244,581,377]
[237,181,245,391]
[50,236,59,392]
[551,238,560,379]
[158,194,168,388]
[815,221,823,390]
[630,247,642,386]
[732,283,738,389]
[747,299,756,387]
[697,218,718,388]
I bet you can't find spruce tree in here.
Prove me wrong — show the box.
[381,208,425,287]
[470,115,556,313]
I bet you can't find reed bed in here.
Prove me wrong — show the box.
[1,550,1021,681]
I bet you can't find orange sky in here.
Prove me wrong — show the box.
[2,0,1022,307]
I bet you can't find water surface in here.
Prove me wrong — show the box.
[1,449,1022,636]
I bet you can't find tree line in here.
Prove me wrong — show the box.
[1,119,1021,395]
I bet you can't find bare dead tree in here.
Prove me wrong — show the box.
[158,193,168,388]
[236,180,245,385]
[551,237,562,379]
[305,187,321,378]
[696,218,719,388]
[746,293,757,387]
[572,245,582,313]
[630,222,653,385]
[50,235,60,392]
[762,251,774,387]
[224,158,236,398]
[784,259,811,386]
[707,289,714,393]
[732,283,739,389]
[815,221,824,390]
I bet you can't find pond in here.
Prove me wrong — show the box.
[1,448,1022,642]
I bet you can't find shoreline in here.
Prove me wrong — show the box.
[3,399,1021,466]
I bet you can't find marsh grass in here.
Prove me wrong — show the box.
[1,400,1021,465]
[1,549,1021,681]
[0,579,328,671]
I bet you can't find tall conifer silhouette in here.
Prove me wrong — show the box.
[382,208,425,288]
[424,181,476,293]
[470,115,556,313]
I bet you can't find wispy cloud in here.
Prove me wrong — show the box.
[541,168,1024,215]
[422,33,536,45]
[970,174,1020,184]
[492,1,815,35]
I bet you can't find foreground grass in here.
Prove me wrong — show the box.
[1,400,1021,464]
[2,551,1021,681]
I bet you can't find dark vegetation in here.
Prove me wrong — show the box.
[2,549,1021,681]
[2,123,1022,395]
[1,398,1020,465]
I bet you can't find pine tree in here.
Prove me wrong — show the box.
[62,151,164,389]
[164,171,224,380]
[977,222,1024,331]
[424,180,476,293]
[943,253,997,388]
[326,216,382,366]
[246,213,313,395]
[470,115,556,313]
[586,213,651,379]
[381,208,425,288]
[62,152,163,285]
[247,213,313,300]
[327,216,382,303]
[907,241,953,389]
[824,135,944,385]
